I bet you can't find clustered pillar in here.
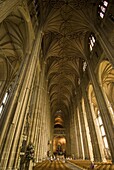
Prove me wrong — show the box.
[0,28,51,170]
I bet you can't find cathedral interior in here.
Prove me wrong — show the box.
[0,0,114,170]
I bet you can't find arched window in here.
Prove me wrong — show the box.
[98,0,109,19]
[0,88,11,118]
[96,110,111,159]
[83,61,87,72]
[88,34,96,51]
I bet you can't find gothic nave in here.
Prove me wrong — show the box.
[0,0,114,170]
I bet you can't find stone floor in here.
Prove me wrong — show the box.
[68,160,114,170]
[33,160,82,170]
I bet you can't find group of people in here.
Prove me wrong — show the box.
[47,150,95,169]
[47,150,66,162]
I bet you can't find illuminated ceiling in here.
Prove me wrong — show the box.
[0,0,97,128]
[40,0,96,126]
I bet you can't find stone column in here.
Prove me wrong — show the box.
[70,110,77,158]
[26,72,41,170]
[35,63,46,162]
[33,76,42,164]
[73,107,80,159]
[29,72,41,146]
[39,89,46,160]
[37,103,44,161]
[16,81,34,170]
[45,96,51,156]
[0,50,28,154]
[34,95,41,163]
[35,111,41,162]
[87,59,114,162]
[74,107,83,159]
[43,90,51,159]
[15,66,36,170]
[41,80,50,160]
[81,79,102,162]
[78,98,90,160]
[36,92,43,162]
[42,103,47,159]
[65,115,70,156]
[35,88,42,162]
[0,28,42,170]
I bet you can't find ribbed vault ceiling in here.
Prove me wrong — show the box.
[0,9,29,86]
[41,0,96,126]
[0,0,96,127]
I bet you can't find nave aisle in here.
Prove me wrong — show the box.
[33,160,82,170]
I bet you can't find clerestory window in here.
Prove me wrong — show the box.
[83,61,87,72]
[89,34,96,52]
[98,0,109,19]
[0,88,10,118]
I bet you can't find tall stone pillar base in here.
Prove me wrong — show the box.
[28,161,34,170]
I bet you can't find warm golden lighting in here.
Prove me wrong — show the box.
[53,136,66,153]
